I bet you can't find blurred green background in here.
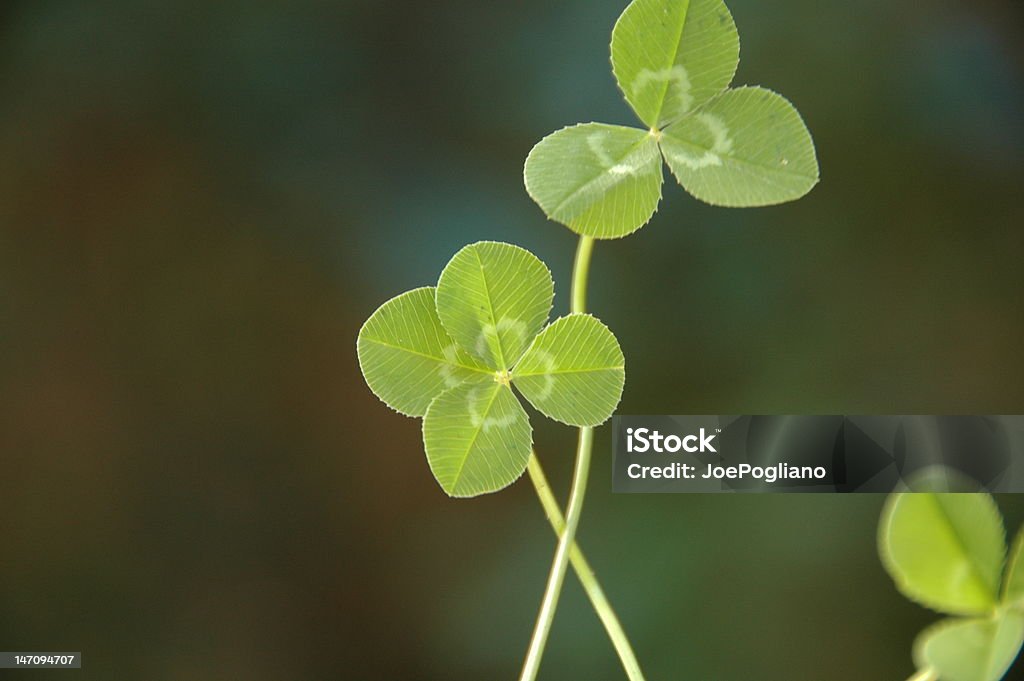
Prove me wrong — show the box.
[1,0,1023,678]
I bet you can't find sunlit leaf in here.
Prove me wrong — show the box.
[913,614,1024,681]
[513,314,625,427]
[435,242,553,370]
[357,287,491,417]
[611,0,739,129]
[1003,527,1024,608]
[661,86,819,207]
[524,123,663,239]
[423,380,532,497]
[880,493,1006,616]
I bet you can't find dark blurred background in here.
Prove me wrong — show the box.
[1,0,1022,679]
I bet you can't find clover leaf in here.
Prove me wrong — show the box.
[880,492,1005,616]
[914,615,1024,681]
[1004,528,1024,609]
[357,241,625,498]
[524,0,819,239]
[880,492,1024,681]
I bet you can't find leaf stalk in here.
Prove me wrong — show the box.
[526,453,646,680]
[519,236,601,681]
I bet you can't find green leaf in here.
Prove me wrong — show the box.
[913,614,1024,681]
[660,86,819,207]
[524,123,663,239]
[357,287,491,417]
[1004,527,1024,608]
[611,0,739,129]
[435,242,553,370]
[422,381,532,497]
[880,493,1006,616]
[513,314,625,427]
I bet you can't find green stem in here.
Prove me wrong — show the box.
[572,235,595,313]
[519,236,597,681]
[907,669,938,681]
[527,454,646,681]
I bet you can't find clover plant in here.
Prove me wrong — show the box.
[880,492,1024,681]
[358,242,624,497]
[525,0,819,238]
[357,1,819,679]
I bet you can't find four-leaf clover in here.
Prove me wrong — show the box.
[357,242,625,497]
[524,0,820,239]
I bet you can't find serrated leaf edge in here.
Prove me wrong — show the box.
[511,313,626,428]
[879,492,1004,617]
[356,286,492,418]
[523,123,664,240]
[660,85,820,208]
[434,240,555,370]
[421,382,534,499]
[610,0,742,129]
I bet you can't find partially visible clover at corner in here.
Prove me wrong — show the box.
[356,241,625,498]
[881,492,1024,681]
[524,0,820,240]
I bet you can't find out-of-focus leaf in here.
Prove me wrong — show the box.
[913,614,1024,681]
[880,492,1005,615]
[1003,527,1024,608]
